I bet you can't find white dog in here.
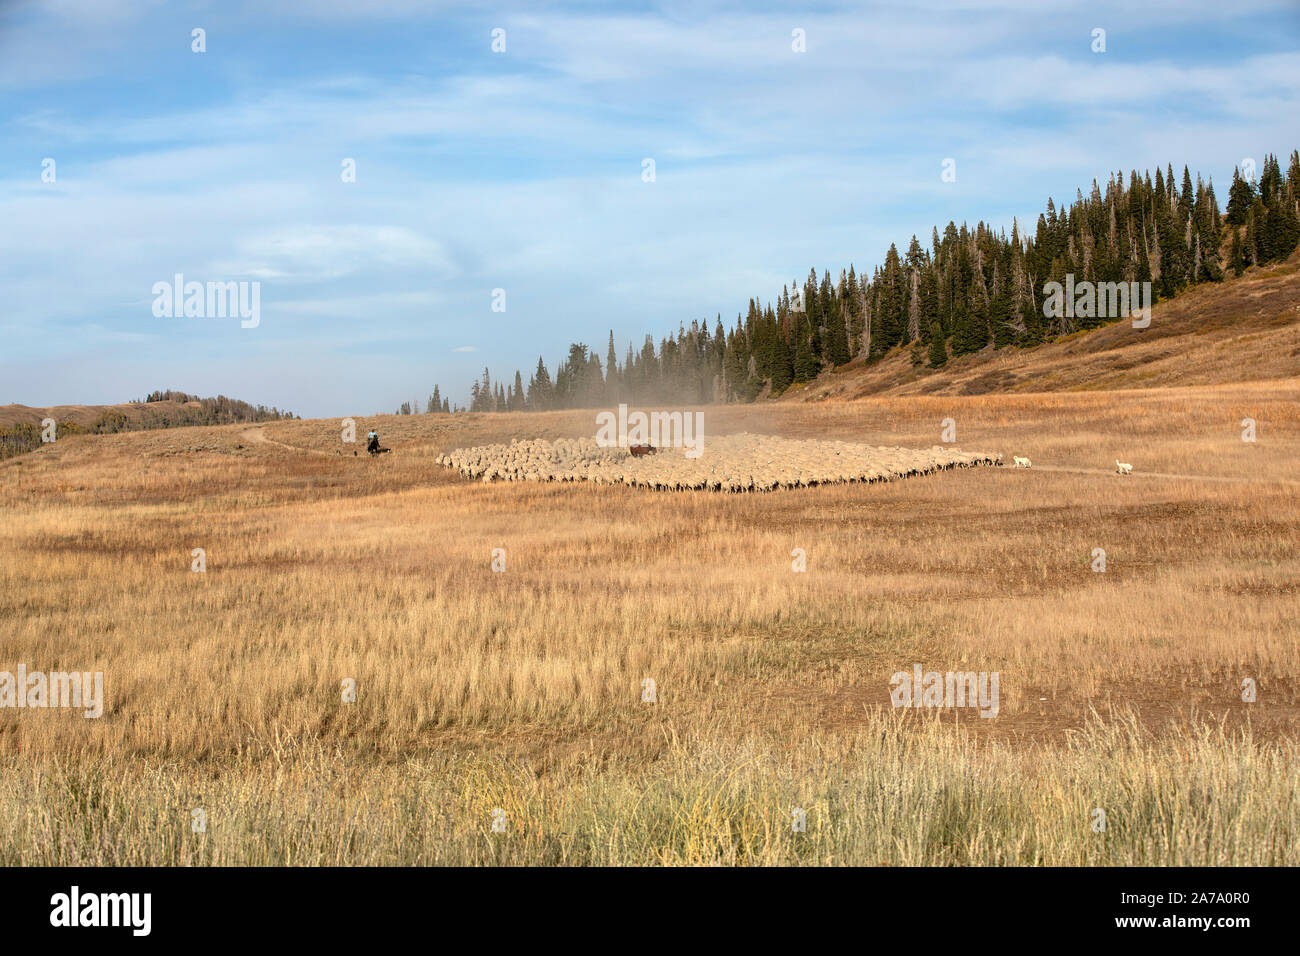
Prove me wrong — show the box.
[1116,460,1133,475]
[1013,456,1031,468]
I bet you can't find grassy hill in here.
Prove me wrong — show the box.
[0,394,294,459]
[790,251,1300,401]
[0,399,202,429]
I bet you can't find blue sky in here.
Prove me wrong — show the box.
[2,0,1297,417]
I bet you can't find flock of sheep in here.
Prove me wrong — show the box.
[435,434,1003,492]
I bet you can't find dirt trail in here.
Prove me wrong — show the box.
[240,426,337,457]
[1028,464,1300,487]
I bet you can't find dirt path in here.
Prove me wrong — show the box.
[240,426,337,457]
[1028,464,1300,487]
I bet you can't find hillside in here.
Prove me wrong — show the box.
[791,251,1300,400]
[0,394,295,460]
[427,151,1300,412]
[0,399,197,429]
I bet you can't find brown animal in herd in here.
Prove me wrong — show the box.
[628,444,657,458]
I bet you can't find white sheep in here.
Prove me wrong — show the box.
[1013,456,1032,468]
[1116,460,1132,475]
[437,433,1004,494]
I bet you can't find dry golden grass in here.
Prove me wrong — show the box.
[1,380,1297,864]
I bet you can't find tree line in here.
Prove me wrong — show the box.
[133,390,296,425]
[1,391,297,460]
[419,149,1299,413]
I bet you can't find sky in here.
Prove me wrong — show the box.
[1,0,1297,418]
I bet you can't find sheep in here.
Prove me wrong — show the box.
[437,433,1001,494]
[1013,456,1032,468]
[1116,460,1133,475]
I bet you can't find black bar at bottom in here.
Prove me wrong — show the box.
[0,866,1278,942]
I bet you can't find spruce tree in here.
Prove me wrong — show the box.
[1227,168,1255,225]
[927,322,947,367]
[991,281,1014,348]
[528,357,552,410]
[793,329,816,383]
[1270,198,1300,262]
[824,292,850,366]
[1244,208,1260,267]
[770,329,794,393]
[606,332,620,399]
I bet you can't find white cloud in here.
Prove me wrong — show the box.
[1,0,1292,415]
[212,226,457,282]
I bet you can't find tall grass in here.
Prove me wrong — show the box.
[1,381,1297,865]
[0,716,1293,866]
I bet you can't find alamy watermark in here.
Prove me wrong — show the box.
[595,403,704,458]
[152,273,260,328]
[1043,274,1150,329]
[50,886,150,936]
[890,664,999,718]
[0,666,104,718]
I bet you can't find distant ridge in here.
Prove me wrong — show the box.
[0,392,296,460]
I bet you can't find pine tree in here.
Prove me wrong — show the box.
[910,339,926,367]
[824,290,850,366]
[927,322,947,367]
[991,262,1015,348]
[722,330,745,401]
[770,326,794,393]
[1244,208,1260,267]
[1226,167,1254,225]
[844,266,864,353]
[876,244,905,352]
[907,267,922,342]
[606,331,620,400]
[952,282,990,356]
[528,357,552,410]
[792,327,816,383]
[1270,198,1300,262]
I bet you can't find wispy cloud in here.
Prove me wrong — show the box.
[1,0,1294,415]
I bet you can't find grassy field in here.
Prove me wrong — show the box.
[1,380,1297,864]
